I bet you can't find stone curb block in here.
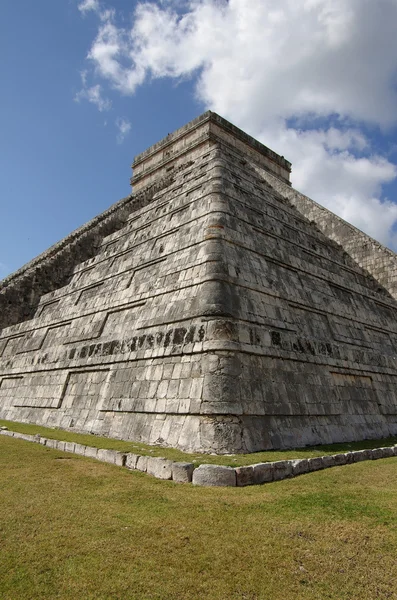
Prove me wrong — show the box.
[3,428,397,487]
[147,457,173,480]
[73,443,87,456]
[273,460,293,480]
[125,453,140,470]
[252,462,274,484]
[136,455,148,472]
[307,457,324,472]
[96,448,126,466]
[235,465,255,487]
[192,464,236,487]
[171,462,194,483]
[291,459,310,475]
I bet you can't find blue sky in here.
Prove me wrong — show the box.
[1,0,397,279]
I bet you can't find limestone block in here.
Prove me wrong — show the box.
[64,442,76,454]
[0,426,8,430]
[0,430,14,437]
[290,459,309,475]
[84,445,99,459]
[392,445,397,457]
[39,437,48,445]
[136,455,148,472]
[273,460,293,480]
[171,462,194,483]
[56,441,67,452]
[371,448,384,460]
[307,457,324,472]
[97,448,126,466]
[192,464,236,487]
[322,455,336,468]
[252,462,274,484]
[235,465,255,487]
[333,453,348,466]
[379,447,395,458]
[147,457,173,480]
[352,449,372,462]
[13,432,35,442]
[125,453,140,470]
[73,443,87,456]
[45,438,57,449]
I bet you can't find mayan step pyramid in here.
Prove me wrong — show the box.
[1,111,397,453]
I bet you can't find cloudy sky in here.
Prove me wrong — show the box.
[1,0,397,278]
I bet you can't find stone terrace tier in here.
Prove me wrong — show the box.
[1,112,397,453]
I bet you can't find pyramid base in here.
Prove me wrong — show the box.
[2,407,397,454]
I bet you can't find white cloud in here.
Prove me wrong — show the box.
[77,0,397,248]
[115,117,131,143]
[75,71,111,111]
[78,0,100,14]
[75,83,111,111]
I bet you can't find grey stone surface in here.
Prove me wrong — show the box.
[321,455,336,468]
[290,459,309,475]
[2,111,397,454]
[252,462,274,484]
[273,460,293,480]
[307,457,324,472]
[96,448,126,466]
[378,447,394,458]
[333,454,348,466]
[192,464,236,487]
[84,445,98,459]
[370,448,385,460]
[352,449,372,462]
[64,442,76,454]
[171,462,194,483]
[125,453,140,470]
[73,442,86,456]
[235,465,255,487]
[0,430,14,437]
[136,455,148,472]
[146,456,173,480]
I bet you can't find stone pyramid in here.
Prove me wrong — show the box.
[1,111,397,453]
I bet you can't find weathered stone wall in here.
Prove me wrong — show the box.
[1,112,397,453]
[258,167,397,300]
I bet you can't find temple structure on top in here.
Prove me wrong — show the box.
[1,111,397,453]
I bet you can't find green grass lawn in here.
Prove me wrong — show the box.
[2,419,397,467]
[1,434,397,599]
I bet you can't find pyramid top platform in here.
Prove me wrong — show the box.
[131,111,292,192]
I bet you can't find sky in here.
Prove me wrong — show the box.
[1,0,397,279]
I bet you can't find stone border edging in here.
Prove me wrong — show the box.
[1,428,396,487]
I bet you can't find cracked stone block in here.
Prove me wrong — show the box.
[192,464,236,487]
